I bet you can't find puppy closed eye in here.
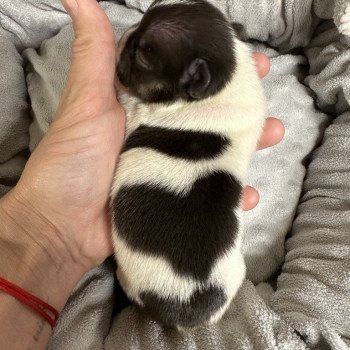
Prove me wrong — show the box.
[135,46,153,70]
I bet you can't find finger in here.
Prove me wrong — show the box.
[61,0,116,92]
[242,186,259,211]
[252,52,270,79]
[257,117,285,150]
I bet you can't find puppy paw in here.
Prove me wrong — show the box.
[339,5,350,35]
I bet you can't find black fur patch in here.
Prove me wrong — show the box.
[140,286,227,328]
[123,125,230,160]
[113,171,242,280]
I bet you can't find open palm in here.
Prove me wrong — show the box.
[12,1,125,269]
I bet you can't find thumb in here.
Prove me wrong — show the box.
[61,0,116,96]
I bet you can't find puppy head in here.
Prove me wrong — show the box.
[117,0,236,103]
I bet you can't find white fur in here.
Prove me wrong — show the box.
[111,145,249,198]
[339,5,350,35]
[111,34,266,326]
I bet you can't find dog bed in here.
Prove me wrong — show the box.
[1,0,350,348]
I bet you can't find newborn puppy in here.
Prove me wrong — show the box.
[110,0,266,329]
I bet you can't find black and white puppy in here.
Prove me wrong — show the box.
[110,0,266,329]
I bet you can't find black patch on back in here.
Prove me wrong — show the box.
[113,171,242,280]
[139,286,227,328]
[123,125,230,160]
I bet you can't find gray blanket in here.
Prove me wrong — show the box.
[1,0,350,349]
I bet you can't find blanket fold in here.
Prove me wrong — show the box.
[0,27,30,197]
[271,19,350,349]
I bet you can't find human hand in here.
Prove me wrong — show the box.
[0,2,124,347]
[0,0,124,314]
[241,53,285,211]
[11,0,124,267]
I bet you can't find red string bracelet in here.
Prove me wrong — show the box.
[0,277,59,329]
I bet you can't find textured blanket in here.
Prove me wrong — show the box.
[1,0,350,349]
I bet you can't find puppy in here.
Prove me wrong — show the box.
[110,0,266,329]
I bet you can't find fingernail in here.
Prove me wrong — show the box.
[62,0,78,16]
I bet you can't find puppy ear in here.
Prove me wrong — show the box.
[180,58,211,100]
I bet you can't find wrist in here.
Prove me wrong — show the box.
[0,190,85,311]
